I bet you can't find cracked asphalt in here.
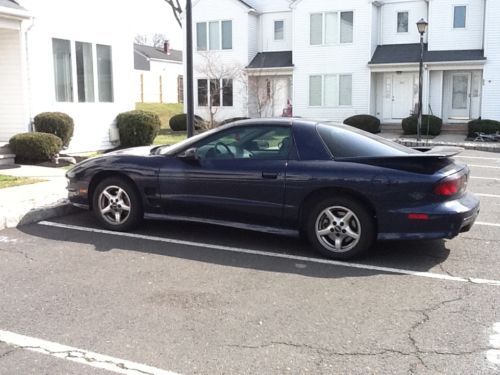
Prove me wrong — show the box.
[0,150,499,374]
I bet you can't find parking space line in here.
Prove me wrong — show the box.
[38,221,500,287]
[474,193,500,198]
[476,222,500,228]
[0,330,178,375]
[468,164,500,169]
[470,177,500,182]
[487,323,500,366]
[455,156,500,161]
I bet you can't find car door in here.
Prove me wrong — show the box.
[158,125,292,227]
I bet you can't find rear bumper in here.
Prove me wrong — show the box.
[377,193,480,241]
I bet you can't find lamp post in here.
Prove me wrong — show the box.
[185,0,195,138]
[416,18,428,142]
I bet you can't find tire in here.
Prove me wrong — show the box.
[92,177,143,231]
[305,196,375,260]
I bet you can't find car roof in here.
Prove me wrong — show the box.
[225,118,322,128]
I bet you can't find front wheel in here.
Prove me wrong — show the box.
[93,177,142,231]
[306,196,375,260]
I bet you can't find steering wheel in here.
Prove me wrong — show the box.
[214,142,234,158]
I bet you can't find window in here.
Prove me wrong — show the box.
[196,20,232,51]
[454,6,466,28]
[52,38,73,102]
[75,41,95,102]
[197,78,233,107]
[310,11,353,45]
[52,39,114,103]
[194,126,292,160]
[96,44,113,102]
[274,20,284,40]
[309,74,353,107]
[397,11,409,33]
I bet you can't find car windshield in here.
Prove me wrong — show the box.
[317,123,420,158]
[157,126,224,156]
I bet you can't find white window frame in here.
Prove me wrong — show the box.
[196,20,233,51]
[396,11,409,33]
[274,19,285,41]
[309,11,354,46]
[197,78,233,108]
[308,74,353,108]
[453,5,467,29]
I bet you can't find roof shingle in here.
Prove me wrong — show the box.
[247,51,293,69]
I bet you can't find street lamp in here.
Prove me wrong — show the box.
[416,18,428,142]
[185,0,195,138]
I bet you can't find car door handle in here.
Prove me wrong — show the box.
[262,172,279,179]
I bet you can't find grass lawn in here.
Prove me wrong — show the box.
[153,129,187,145]
[136,102,183,129]
[0,175,44,189]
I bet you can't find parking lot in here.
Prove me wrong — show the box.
[0,149,500,374]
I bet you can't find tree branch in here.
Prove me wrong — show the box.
[164,0,183,28]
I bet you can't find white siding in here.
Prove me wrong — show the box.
[248,13,258,61]
[0,27,28,141]
[292,0,373,121]
[380,0,428,45]
[260,12,292,52]
[429,70,443,118]
[481,0,500,121]
[18,0,136,152]
[136,60,183,103]
[428,0,484,51]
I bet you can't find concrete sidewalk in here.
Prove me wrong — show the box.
[0,165,76,230]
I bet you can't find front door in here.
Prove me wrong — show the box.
[158,125,292,227]
[449,72,471,119]
[391,74,413,119]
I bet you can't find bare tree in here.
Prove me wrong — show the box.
[196,52,245,128]
[151,33,167,48]
[134,34,149,45]
[164,0,183,27]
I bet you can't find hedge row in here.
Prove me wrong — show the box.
[468,119,500,137]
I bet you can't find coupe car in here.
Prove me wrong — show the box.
[66,119,479,259]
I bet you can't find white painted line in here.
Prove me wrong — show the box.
[0,330,178,375]
[475,193,500,199]
[487,323,500,366]
[468,164,500,169]
[455,156,500,161]
[471,177,500,182]
[38,221,500,287]
[476,222,500,228]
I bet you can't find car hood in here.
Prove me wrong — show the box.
[105,146,159,157]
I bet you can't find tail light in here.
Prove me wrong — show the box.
[434,172,468,196]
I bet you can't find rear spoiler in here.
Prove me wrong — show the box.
[412,146,464,158]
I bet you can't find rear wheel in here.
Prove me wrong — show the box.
[306,196,375,259]
[93,177,142,231]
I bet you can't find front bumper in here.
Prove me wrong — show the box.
[67,179,90,209]
[377,192,480,241]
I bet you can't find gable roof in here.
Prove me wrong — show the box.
[0,0,30,18]
[247,51,293,69]
[134,43,183,63]
[370,44,486,65]
[0,0,25,10]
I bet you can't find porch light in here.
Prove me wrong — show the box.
[416,19,428,35]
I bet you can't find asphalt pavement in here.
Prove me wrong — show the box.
[0,150,499,375]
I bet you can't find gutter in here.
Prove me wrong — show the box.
[0,6,31,19]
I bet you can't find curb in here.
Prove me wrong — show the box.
[393,139,500,153]
[0,199,79,231]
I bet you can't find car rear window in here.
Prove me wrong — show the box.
[317,123,420,158]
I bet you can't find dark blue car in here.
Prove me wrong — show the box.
[66,119,479,259]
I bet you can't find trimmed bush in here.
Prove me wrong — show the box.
[169,114,204,131]
[116,110,161,147]
[218,117,250,127]
[343,115,381,134]
[468,119,500,137]
[9,132,62,162]
[402,115,443,136]
[34,112,74,147]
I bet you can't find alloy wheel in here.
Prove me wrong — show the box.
[315,206,361,253]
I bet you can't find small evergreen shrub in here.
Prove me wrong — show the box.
[34,112,74,147]
[116,110,161,147]
[169,114,204,131]
[402,115,443,136]
[9,133,62,162]
[468,119,500,137]
[218,117,250,127]
[343,115,381,134]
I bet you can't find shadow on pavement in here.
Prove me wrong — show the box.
[19,211,451,280]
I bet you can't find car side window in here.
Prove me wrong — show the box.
[194,126,292,161]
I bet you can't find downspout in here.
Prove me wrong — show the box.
[482,0,487,51]
[24,16,35,131]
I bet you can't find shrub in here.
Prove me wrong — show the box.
[343,115,381,134]
[169,114,204,131]
[116,110,161,147]
[34,112,74,147]
[218,117,250,127]
[9,132,62,162]
[468,119,500,137]
[402,115,443,136]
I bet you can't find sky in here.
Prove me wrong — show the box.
[133,0,184,50]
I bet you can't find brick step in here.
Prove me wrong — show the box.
[0,154,15,166]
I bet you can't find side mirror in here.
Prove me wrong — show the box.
[177,147,199,161]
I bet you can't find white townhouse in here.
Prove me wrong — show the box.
[188,0,500,126]
[0,0,136,152]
